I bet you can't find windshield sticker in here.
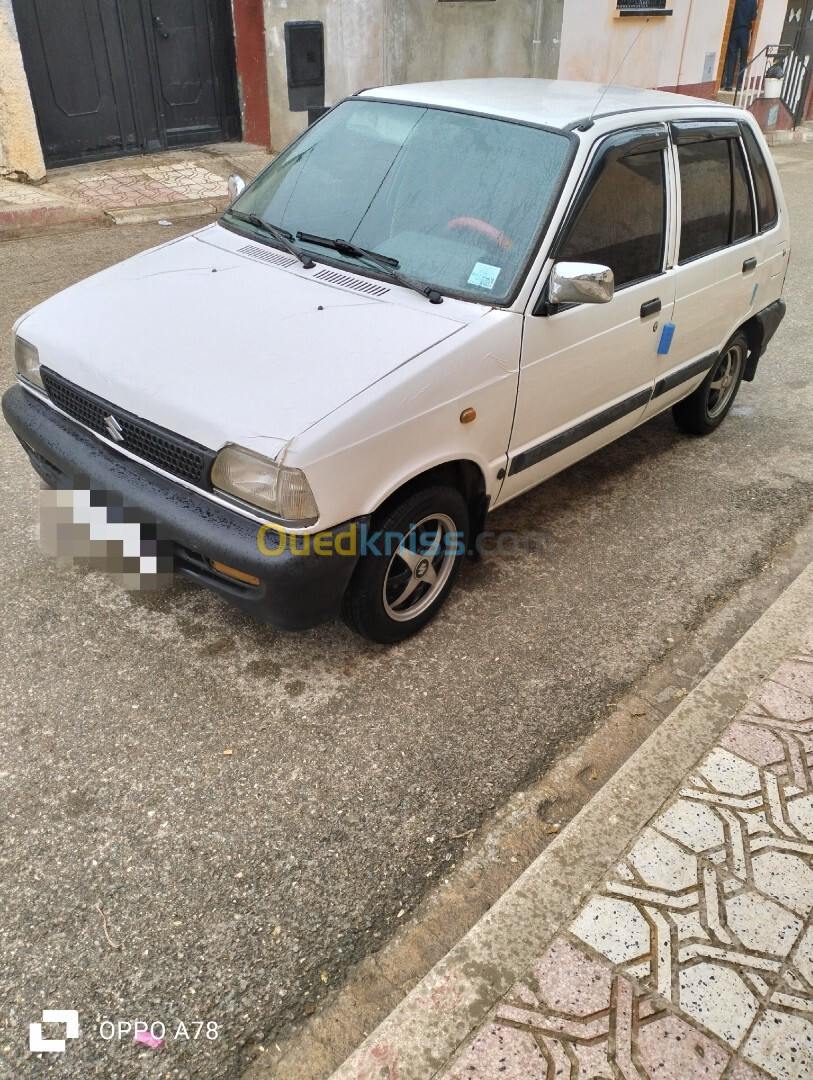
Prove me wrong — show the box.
[468,263,501,290]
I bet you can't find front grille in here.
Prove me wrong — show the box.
[40,367,216,487]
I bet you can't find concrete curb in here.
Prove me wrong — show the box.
[104,198,226,225]
[329,563,813,1080]
[0,201,109,241]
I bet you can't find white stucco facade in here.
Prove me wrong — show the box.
[753,0,792,56]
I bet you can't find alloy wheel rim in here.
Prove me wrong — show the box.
[382,513,458,622]
[707,344,744,419]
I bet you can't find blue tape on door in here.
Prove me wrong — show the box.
[658,323,676,356]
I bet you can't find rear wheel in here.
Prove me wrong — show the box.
[341,484,469,643]
[672,332,747,436]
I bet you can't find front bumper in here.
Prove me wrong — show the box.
[2,385,366,631]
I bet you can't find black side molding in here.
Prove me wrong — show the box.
[653,353,718,400]
[509,387,653,476]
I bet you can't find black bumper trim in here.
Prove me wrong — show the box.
[2,385,365,632]
[744,297,787,381]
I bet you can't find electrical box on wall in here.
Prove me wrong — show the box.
[284,21,325,113]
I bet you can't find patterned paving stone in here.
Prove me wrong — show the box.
[743,1011,813,1080]
[54,164,227,208]
[445,935,738,1079]
[444,1022,548,1079]
[569,895,650,965]
[636,1013,730,1079]
[440,641,813,1080]
[771,659,813,695]
[729,1062,772,1080]
[0,180,67,206]
[678,963,759,1048]
[750,680,813,723]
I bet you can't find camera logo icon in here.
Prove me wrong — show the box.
[29,1010,79,1053]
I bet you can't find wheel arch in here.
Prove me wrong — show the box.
[372,458,490,553]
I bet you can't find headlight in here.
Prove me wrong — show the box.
[211,444,319,525]
[14,336,43,389]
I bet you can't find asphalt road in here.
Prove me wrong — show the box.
[2,143,812,1079]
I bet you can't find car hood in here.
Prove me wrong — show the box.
[19,225,471,455]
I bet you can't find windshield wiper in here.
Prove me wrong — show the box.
[228,209,315,269]
[296,232,443,304]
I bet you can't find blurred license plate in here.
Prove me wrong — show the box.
[39,487,173,590]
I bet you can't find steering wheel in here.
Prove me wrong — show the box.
[445,217,512,251]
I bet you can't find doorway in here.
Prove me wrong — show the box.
[12,0,241,167]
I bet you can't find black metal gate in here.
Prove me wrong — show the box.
[781,0,813,123]
[12,0,240,167]
[781,0,813,53]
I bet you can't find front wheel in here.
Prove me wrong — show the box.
[341,485,469,643]
[672,332,747,436]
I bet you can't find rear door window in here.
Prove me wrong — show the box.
[677,134,758,262]
[678,139,731,261]
[741,124,779,231]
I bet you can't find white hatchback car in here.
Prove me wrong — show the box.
[5,80,789,642]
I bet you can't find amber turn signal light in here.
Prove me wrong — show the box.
[211,561,261,586]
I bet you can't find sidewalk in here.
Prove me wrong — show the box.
[317,564,813,1080]
[0,142,272,241]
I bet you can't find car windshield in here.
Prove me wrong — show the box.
[225,98,573,304]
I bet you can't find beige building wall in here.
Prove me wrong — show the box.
[263,0,386,151]
[753,0,791,56]
[385,0,559,85]
[0,0,45,180]
[558,1,730,96]
[263,0,564,151]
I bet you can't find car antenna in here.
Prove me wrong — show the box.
[576,17,651,132]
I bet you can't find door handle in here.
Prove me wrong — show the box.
[640,298,661,319]
[742,257,757,273]
[153,14,170,38]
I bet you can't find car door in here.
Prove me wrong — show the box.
[497,126,676,504]
[642,120,773,416]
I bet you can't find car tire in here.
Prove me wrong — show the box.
[341,484,470,644]
[672,331,748,436]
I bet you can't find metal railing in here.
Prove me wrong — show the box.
[734,44,811,128]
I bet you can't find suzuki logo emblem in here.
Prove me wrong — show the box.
[103,414,124,443]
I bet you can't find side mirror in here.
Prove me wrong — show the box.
[227,174,246,203]
[548,262,614,306]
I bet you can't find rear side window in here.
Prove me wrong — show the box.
[731,140,756,243]
[677,136,757,262]
[557,150,665,288]
[742,124,779,231]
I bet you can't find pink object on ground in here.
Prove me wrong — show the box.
[133,1030,165,1049]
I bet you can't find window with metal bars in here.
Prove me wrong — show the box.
[616,0,672,15]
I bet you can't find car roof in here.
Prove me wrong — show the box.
[359,78,732,130]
